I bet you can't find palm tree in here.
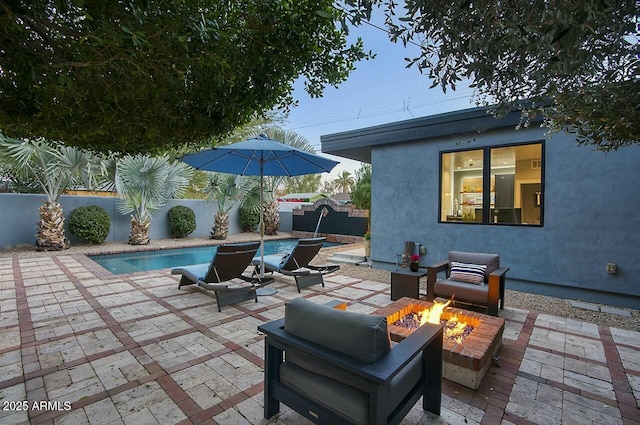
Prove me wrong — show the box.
[284,174,322,194]
[204,173,253,240]
[320,178,335,196]
[109,154,193,245]
[0,135,102,250]
[331,170,355,194]
[250,127,318,235]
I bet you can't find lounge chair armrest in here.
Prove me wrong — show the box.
[306,264,340,274]
[279,269,310,276]
[196,282,229,291]
[279,264,340,277]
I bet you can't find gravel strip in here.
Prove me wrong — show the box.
[335,262,640,332]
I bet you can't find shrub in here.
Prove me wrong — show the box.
[168,205,196,238]
[69,205,111,244]
[239,204,260,232]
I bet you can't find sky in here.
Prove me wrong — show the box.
[282,15,478,181]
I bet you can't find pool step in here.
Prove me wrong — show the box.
[327,248,367,265]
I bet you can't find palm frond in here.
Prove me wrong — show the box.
[163,160,195,199]
[204,172,253,213]
[115,154,193,221]
[0,135,103,202]
[248,127,320,200]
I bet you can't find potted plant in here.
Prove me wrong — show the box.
[363,231,371,259]
[410,254,420,272]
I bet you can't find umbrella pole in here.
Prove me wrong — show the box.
[260,165,265,278]
[256,161,276,296]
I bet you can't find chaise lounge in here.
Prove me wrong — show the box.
[258,298,443,425]
[254,237,340,292]
[171,241,269,311]
[426,250,509,316]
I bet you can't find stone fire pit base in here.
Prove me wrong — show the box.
[374,297,505,389]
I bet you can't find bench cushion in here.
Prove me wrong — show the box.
[284,298,391,363]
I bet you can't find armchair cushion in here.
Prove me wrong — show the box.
[280,361,368,424]
[434,278,489,304]
[449,261,487,284]
[280,351,422,425]
[284,298,391,363]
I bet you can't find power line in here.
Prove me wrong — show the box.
[288,92,473,134]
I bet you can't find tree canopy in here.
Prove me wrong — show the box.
[344,0,639,151]
[0,1,370,153]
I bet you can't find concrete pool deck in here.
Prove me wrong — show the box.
[0,236,639,424]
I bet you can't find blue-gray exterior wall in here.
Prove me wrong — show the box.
[0,194,242,248]
[369,126,640,308]
[279,211,293,232]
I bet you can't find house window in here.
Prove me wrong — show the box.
[440,142,543,225]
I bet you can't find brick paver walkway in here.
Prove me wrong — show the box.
[0,253,638,424]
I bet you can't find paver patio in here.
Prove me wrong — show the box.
[0,252,638,425]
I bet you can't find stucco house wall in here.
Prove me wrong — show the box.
[322,106,640,309]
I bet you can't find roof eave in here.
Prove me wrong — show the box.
[321,105,543,163]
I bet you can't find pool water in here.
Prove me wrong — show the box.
[89,239,341,275]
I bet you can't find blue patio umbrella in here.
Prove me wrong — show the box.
[181,134,339,289]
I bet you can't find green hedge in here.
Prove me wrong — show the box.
[69,205,111,244]
[239,204,260,232]
[168,205,196,238]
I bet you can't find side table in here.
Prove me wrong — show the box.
[390,268,428,300]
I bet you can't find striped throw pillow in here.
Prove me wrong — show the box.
[449,261,487,285]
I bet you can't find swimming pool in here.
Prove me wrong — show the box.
[89,239,342,275]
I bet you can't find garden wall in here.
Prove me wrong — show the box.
[0,193,243,249]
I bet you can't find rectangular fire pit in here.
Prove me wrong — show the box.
[374,297,505,389]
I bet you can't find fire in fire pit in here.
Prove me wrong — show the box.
[374,297,505,389]
[391,299,474,343]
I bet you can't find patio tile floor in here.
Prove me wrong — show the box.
[0,253,638,425]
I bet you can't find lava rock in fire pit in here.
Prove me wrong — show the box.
[392,313,421,329]
[392,312,475,342]
[441,320,474,341]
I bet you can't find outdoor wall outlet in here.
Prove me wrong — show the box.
[606,263,617,274]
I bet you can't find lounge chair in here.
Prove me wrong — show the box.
[171,241,267,311]
[254,237,340,292]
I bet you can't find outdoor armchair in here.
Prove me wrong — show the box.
[253,237,340,292]
[172,241,269,311]
[426,251,509,316]
[258,298,443,425]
